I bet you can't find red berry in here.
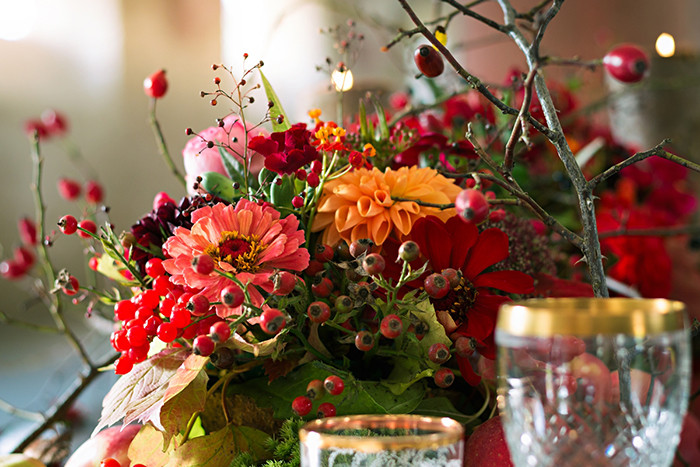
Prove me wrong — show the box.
[13,246,34,270]
[88,256,100,271]
[307,301,331,323]
[424,273,450,299]
[77,219,97,239]
[126,326,148,347]
[62,275,80,296]
[128,343,150,363]
[192,254,215,275]
[414,45,445,78]
[324,375,345,396]
[311,277,333,298]
[349,239,374,258]
[210,321,231,342]
[18,217,37,246]
[304,259,325,276]
[153,191,175,210]
[57,178,81,201]
[355,330,375,351]
[310,160,323,174]
[428,342,451,364]
[170,307,192,329]
[398,240,420,262]
[143,315,162,336]
[454,336,476,358]
[85,180,104,204]
[306,171,320,188]
[41,109,68,136]
[488,208,506,222]
[317,402,336,418]
[186,293,210,316]
[110,330,129,352]
[157,321,178,342]
[193,335,216,356]
[114,299,136,321]
[134,306,154,322]
[292,396,313,417]
[153,275,173,296]
[145,258,165,278]
[259,308,286,334]
[603,44,650,83]
[144,69,168,98]
[114,355,134,375]
[440,268,461,288]
[23,120,48,139]
[220,284,244,308]
[136,289,160,310]
[295,169,307,181]
[314,244,334,263]
[291,195,304,208]
[362,253,386,275]
[306,379,325,400]
[380,314,403,339]
[434,367,455,388]
[272,271,297,295]
[58,215,78,235]
[455,189,489,224]
[0,260,27,280]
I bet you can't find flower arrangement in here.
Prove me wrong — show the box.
[2,2,700,466]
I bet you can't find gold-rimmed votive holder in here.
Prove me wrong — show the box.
[299,414,464,466]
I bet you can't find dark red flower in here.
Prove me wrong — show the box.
[247,123,320,175]
[393,133,477,170]
[386,215,533,385]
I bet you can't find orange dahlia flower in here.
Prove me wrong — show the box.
[162,199,309,318]
[311,166,461,246]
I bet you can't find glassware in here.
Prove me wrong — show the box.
[299,414,464,466]
[496,298,691,467]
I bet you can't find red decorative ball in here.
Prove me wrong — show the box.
[603,44,650,83]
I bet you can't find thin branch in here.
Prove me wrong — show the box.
[0,398,45,423]
[588,139,700,188]
[541,55,600,70]
[504,66,537,171]
[517,0,553,21]
[149,99,186,188]
[0,309,60,334]
[395,0,556,141]
[440,0,511,33]
[12,353,119,453]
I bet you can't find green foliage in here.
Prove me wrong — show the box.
[228,418,303,467]
[260,70,291,132]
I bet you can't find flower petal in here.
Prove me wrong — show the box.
[463,228,509,279]
[473,270,534,294]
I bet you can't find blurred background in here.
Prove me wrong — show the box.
[1,0,699,457]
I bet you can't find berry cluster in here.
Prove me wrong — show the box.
[0,218,37,280]
[291,375,345,418]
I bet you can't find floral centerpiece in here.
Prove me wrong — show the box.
[2,1,700,466]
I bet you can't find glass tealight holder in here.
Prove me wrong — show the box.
[496,298,691,467]
[299,414,464,466]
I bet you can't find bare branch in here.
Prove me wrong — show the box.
[504,66,537,171]
[598,224,700,239]
[440,0,511,33]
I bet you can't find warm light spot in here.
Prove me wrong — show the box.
[331,69,354,92]
[0,0,37,41]
[656,33,675,57]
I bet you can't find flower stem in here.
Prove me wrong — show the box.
[149,98,186,188]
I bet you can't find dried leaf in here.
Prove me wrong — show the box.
[160,368,208,448]
[230,332,283,357]
[128,424,179,467]
[163,354,209,404]
[94,348,187,435]
[165,424,270,466]
[263,357,300,382]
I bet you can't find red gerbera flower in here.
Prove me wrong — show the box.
[388,215,534,385]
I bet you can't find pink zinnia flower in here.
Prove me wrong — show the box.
[162,199,310,317]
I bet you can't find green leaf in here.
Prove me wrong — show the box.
[218,147,246,184]
[228,361,425,419]
[269,174,295,209]
[258,167,278,193]
[370,95,390,140]
[359,98,369,141]
[259,70,291,132]
[94,348,188,435]
[167,424,270,466]
[199,171,236,201]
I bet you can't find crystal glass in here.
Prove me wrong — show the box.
[299,414,464,466]
[496,298,691,467]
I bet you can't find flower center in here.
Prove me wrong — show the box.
[204,231,265,272]
[430,277,478,325]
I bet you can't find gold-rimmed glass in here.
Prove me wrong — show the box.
[496,298,691,467]
[299,414,464,466]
